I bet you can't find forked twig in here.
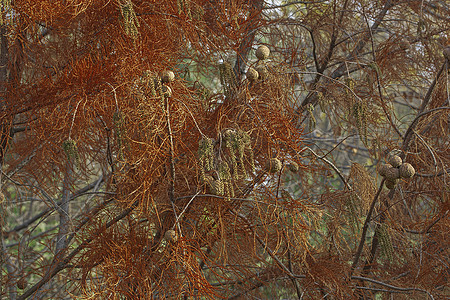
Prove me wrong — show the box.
[302,146,352,191]
[172,191,201,230]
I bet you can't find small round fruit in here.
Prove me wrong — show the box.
[246,67,259,81]
[388,155,402,168]
[165,229,177,243]
[288,162,299,173]
[444,46,450,62]
[384,167,400,181]
[265,158,282,174]
[399,163,415,178]
[399,39,411,51]
[255,66,268,80]
[378,163,393,177]
[255,45,270,60]
[385,179,398,190]
[161,70,175,83]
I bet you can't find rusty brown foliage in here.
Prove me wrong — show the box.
[0,0,448,299]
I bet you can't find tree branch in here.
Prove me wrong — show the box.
[5,176,106,235]
[233,0,263,81]
[351,276,435,299]
[17,199,139,300]
[263,0,328,10]
[300,0,395,111]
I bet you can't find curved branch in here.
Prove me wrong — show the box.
[351,276,435,299]
[402,62,447,152]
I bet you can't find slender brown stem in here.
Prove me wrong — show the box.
[351,276,434,299]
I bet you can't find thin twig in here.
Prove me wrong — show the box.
[1,170,68,219]
[231,210,305,279]
[351,276,434,299]
[299,0,395,111]
[318,134,356,159]
[402,61,447,151]
[263,0,327,10]
[402,210,448,234]
[5,176,106,234]
[172,191,201,230]
[363,11,402,137]
[302,147,352,191]
[355,286,410,294]
[17,199,139,300]
[1,237,18,300]
[165,96,176,204]
[174,99,205,137]
[68,100,82,139]
[414,130,439,175]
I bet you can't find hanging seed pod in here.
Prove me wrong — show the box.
[246,67,259,81]
[399,39,411,51]
[62,138,79,163]
[399,163,415,178]
[198,137,215,174]
[443,46,450,62]
[208,180,224,196]
[219,62,236,98]
[255,45,270,60]
[384,167,400,181]
[164,229,178,243]
[378,163,392,177]
[265,158,282,174]
[352,102,368,144]
[218,161,232,182]
[202,174,214,185]
[388,155,402,168]
[222,128,236,140]
[385,179,398,190]
[160,70,175,83]
[376,224,394,261]
[255,65,269,80]
[120,0,140,38]
[288,161,299,173]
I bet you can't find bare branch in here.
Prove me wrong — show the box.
[263,1,328,10]
[351,276,435,299]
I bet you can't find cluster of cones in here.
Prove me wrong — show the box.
[379,154,415,189]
